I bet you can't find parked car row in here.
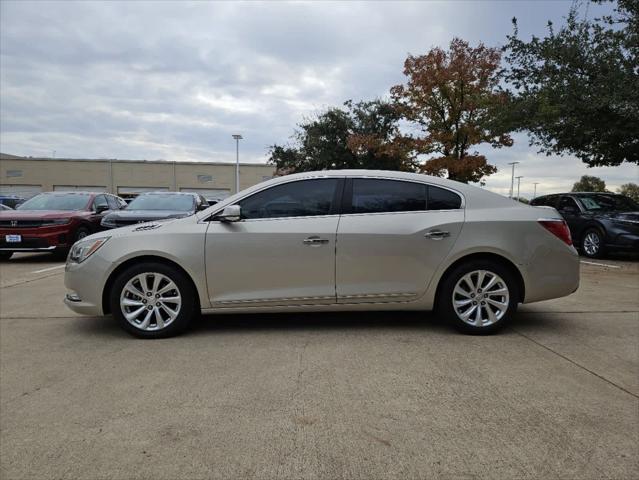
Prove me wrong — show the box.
[0,191,208,260]
[530,192,639,258]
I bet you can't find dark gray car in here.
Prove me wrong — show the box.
[101,192,208,229]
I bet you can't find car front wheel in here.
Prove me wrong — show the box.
[581,228,604,258]
[437,260,519,334]
[110,262,197,338]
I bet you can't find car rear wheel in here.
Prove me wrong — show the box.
[581,228,604,258]
[437,260,519,334]
[110,262,197,338]
[0,252,13,261]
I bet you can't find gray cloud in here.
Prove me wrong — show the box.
[1,0,636,196]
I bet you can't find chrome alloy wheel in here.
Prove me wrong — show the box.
[452,270,510,327]
[583,232,600,256]
[120,272,182,331]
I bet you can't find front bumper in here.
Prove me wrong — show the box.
[606,232,639,251]
[0,225,75,252]
[63,254,112,316]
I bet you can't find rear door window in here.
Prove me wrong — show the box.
[351,179,426,214]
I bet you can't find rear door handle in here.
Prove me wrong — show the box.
[303,236,329,246]
[424,230,450,240]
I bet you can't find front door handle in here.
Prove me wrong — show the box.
[303,236,329,246]
[424,230,450,240]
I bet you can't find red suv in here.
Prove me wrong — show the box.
[0,191,127,260]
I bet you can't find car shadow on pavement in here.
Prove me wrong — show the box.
[70,310,458,338]
[70,310,563,339]
[191,310,452,335]
[3,253,63,264]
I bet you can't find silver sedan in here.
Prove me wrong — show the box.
[64,170,579,338]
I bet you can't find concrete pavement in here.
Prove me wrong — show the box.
[1,254,637,479]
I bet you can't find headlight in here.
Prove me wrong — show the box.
[68,237,110,264]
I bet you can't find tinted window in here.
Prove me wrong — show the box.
[558,196,579,212]
[239,179,339,219]
[428,186,462,210]
[106,195,119,210]
[351,179,426,214]
[577,194,638,212]
[126,194,195,211]
[17,193,91,211]
[93,195,109,211]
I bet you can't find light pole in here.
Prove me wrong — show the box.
[533,182,540,199]
[507,161,520,198]
[515,176,523,202]
[232,134,243,194]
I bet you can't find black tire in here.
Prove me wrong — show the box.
[75,226,91,242]
[437,260,519,335]
[580,227,605,258]
[0,252,13,261]
[110,262,197,339]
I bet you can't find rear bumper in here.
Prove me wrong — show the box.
[522,244,580,303]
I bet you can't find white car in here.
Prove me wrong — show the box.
[64,170,579,338]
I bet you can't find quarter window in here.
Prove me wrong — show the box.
[239,179,339,219]
[428,185,462,210]
[351,179,426,214]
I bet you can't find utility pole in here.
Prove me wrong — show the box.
[232,134,243,194]
[533,182,540,199]
[507,161,520,198]
[515,176,523,202]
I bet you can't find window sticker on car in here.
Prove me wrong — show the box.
[581,198,600,209]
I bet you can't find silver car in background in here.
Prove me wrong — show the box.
[64,170,579,338]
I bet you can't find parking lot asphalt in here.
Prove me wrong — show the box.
[1,254,638,480]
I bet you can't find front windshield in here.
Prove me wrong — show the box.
[579,194,638,212]
[126,194,195,211]
[17,193,91,211]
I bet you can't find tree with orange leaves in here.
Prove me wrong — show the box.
[391,38,513,183]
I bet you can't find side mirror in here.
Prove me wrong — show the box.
[95,205,110,214]
[197,203,209,211]
[215,205,241,222]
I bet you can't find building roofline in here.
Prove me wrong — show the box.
[0,153,272,168]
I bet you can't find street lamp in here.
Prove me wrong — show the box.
[507,161,520,198]
[515,176,524,202]
[533,182,540,199]
[232,134,243,194]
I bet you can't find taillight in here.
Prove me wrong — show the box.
[539,220,573,246]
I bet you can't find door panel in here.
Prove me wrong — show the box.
[336,211,464,303]
[205,216,339,306]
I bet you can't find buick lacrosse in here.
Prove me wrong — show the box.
[64,170,579,338]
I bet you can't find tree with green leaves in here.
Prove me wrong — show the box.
[389,38,513,183]
[617,182,639,201]
[268,100,415,174]
[504,0,639,167]
[572,175,608,192]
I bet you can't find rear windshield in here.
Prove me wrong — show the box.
[126,194,195,211]
[17,193,91,211]
[578,194,638,212]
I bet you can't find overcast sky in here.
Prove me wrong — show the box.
[1,0,636,199]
